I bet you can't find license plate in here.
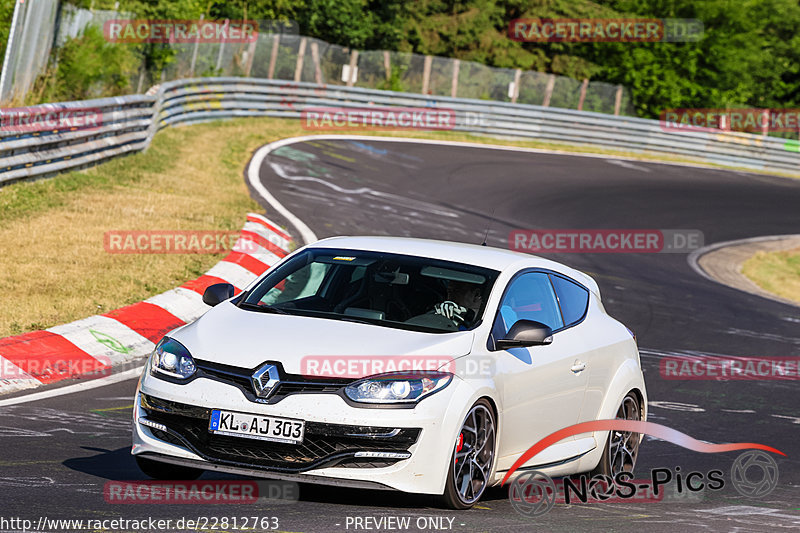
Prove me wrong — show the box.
[209,409,305,444]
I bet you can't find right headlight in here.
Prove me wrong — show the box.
[344,371,453,404]
[149,337,196,380]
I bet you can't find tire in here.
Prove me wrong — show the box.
[591,391,642,477]
[440,399,496,509]
[135,456,203,480]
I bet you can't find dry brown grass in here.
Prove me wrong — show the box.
[2,117,794,337]
[742,246,800,304]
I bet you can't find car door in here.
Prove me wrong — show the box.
[492,271,592,467]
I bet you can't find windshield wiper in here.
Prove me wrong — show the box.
[239,301,292,315]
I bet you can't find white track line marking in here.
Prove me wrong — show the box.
[0,366,144,406]
[247,137,320,245]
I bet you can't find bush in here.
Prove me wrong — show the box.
[32,25,139,103]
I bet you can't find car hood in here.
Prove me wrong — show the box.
[171,301,475,376]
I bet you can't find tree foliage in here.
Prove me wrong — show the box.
[9,0,800,116]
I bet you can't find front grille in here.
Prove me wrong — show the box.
[141,394,420,472]
[194,360,353,404]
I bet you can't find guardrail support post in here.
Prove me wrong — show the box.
[310,41,322,84]
[577,78,589,110]
[422,55,433,94]
[511,68,521,103]
[347,50,359,86]
[383,51,391,81]
[614,85,623,115]
[268,34,280,79]
[294,37,307,82]
[543,74,555,107]
[451,59,460,98]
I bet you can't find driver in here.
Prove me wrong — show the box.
[434,280,483,327]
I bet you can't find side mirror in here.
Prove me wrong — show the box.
[203,283,234,306]
[496,319,553,349]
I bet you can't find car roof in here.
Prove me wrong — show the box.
[306,236,600,294]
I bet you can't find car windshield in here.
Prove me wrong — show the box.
[240,248,500,333]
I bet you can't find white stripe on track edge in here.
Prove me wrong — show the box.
[0,366,145,407]
[247,133,779,189]
[247,137,319,245]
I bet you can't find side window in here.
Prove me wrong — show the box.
[550,274,590,326]
[496,272,564,336]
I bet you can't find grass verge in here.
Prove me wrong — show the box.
[741,247,800,304]
[1,117,796,337]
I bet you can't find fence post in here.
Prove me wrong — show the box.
[294,37,307,82]
[614,85,623,115]
[577,78,589,110]
[347,50,358,86]
[383,50,391,81]
[310,41,322,84]
[215,21,228,73]
[189,13,204,76]
[543,74,555,107]
[267,34,279,79]
[422,55,432,94]
[244,35,258,77]
[0,0,23,102]
[451,59,460,98]
[511,68,521,103]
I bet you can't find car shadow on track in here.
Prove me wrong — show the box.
[297,483,509,511]
[63,446,150,480]
[63,447,511,510]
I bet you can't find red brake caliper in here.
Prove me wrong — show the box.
[455,432,464,464]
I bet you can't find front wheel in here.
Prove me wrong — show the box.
[441,399,496,509]
[592,392,642,477]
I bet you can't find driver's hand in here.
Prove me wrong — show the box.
[434,301,467,324]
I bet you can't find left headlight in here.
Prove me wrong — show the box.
[149,337,196,380]
[345,371,453,404]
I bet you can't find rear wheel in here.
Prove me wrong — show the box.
[592,392,641,477]
[135,456,203,480]
[441,400,496,509]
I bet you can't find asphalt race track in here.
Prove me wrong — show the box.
[2,137,799,532]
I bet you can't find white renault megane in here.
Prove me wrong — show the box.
[132,236,647,509]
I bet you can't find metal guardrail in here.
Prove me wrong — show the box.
[1,77,798,186]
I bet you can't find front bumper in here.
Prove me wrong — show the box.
[139,393,421,472]
[133,368,475,495]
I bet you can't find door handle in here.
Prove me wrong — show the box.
[571,361,587,373]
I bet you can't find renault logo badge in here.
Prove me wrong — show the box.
[251,363,280,398]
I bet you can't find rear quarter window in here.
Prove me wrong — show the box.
[550,274,590,326]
